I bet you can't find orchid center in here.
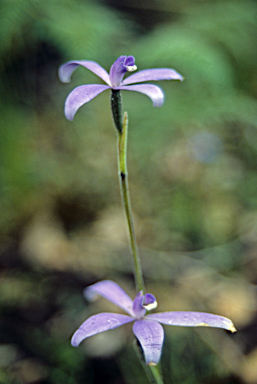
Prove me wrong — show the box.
[132,292,157,319]
[109,55,137,87]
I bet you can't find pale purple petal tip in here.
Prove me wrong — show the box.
[116,84,164,107]
[133,320,164,366]
[64,84,109,120]
[122,68,184,86]
[71,313,134,347]
[146,312,237,332]
[84,280,134,316]
[59,62,81,83]
[59,60,111,85]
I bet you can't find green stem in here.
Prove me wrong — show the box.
[111,90,163,384]
[111,90,145,292]
[149,365,164,384]
[133,341,164,384]
[118,112,145,293]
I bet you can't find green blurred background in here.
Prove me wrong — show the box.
[0,0,257,383]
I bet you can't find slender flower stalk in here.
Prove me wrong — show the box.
[116,108,145,292]
[133,340,164,384]
[149,365,164,384]
[113,96,159,382]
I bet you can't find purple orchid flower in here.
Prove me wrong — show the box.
[58,55,183,121]
[71,280,236,366]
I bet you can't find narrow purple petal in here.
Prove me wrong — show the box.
[116,84,164,107]
[133,320,164,366]
[121,68,183,85]
[58,60,111,85]
[64,84,110,120]
[71,313,134,347]
[146,312,237,332]
[84,280,134,316]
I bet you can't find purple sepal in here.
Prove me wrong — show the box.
[59,60,111,85]
[64,84,110,120]
[133,320,164,366]
[116,84,164,107]
[146,311,237,332]
[71,313,134,347]
[122,68,183,85]
[84,280,134,316]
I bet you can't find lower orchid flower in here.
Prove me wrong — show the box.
[71,280,236,366]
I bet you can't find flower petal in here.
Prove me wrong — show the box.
[71,313,134,347]
[58,60,111,85]
[116,84,164,107]
[133,320,164,366]
[132,291,146,319]
[84,280,134,316]
[64,84,110,120]
[109,56,127,87]
[121,68,183,85]
[146,312,237,332]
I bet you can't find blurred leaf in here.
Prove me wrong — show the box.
[0,0,130,61]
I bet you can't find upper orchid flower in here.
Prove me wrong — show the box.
[71,280,236,366]
[58,55,183,121]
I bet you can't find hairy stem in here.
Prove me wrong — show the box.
[111,89,123,133]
